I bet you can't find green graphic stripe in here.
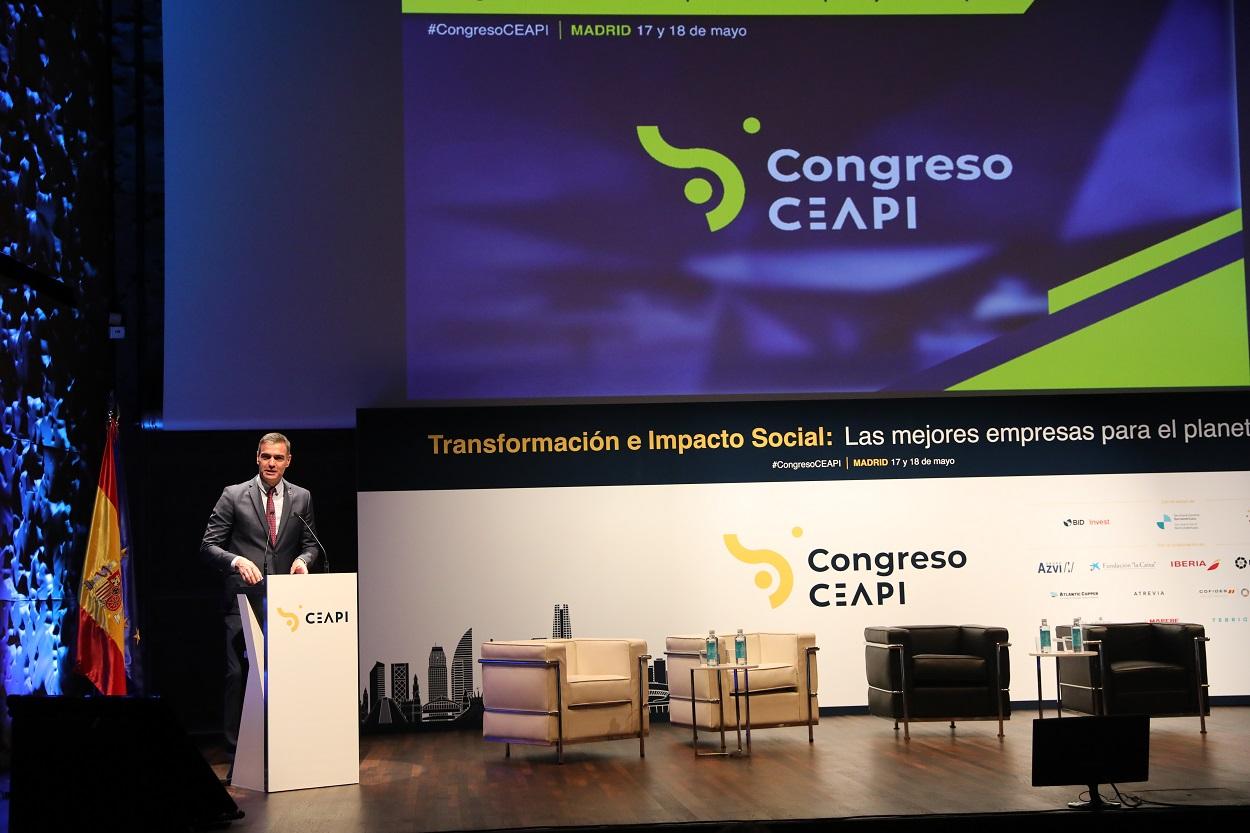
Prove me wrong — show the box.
[404,1,1034,16]
[1048,209,1242,313]
[952,260,1250,391]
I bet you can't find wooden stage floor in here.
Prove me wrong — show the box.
[209,708,1250,833]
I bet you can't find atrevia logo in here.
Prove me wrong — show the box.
[637,117,757,232]
[724,528,794,608]
[277,606,300,633]
[1157,514,1172,530]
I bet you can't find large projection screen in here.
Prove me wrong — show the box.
[164,0,1249,429]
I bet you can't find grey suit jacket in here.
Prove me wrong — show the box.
[200,477,321,603]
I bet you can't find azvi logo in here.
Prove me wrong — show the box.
[277,606,300,633]
[724,526,795,608]
[637,117,757,232]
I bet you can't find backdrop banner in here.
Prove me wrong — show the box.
[357,390,1250,726]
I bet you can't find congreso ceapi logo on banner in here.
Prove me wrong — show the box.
[638,116,1013,233]
[276,605,351,634]
[723,527,967,609]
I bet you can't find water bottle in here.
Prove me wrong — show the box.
[735,628,747,665]
[1039,619,1052,653]
[705,630,719,666]
[1071,617,1084,652]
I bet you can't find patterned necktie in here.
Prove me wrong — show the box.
[265,486,277,548]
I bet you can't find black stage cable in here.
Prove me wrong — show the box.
[1110,783,1143,809]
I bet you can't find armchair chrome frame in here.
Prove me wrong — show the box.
[666,645,820,742]
[866,639,1010,740]
[479,653,651,763]
[1058,634,1212,733]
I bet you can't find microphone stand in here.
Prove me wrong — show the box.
[293,512,331,573]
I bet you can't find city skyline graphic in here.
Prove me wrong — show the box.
[362,603,670,732]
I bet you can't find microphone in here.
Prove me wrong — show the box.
[293,512,331,573]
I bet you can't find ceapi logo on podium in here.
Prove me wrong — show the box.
[277,604,351,634]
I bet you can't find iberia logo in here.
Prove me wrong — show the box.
[277,606,300,633]
[637,116,758,231]
[723,526,797,608]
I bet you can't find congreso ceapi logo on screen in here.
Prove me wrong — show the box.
[638,117,1013,233]
[723,527,967,609]
[276,605,351,634]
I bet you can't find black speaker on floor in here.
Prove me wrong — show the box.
[6,695,242,832]
[1032,714,1150,810]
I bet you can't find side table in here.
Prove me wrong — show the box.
[1028,648,1102,718]
[690,663,758,757]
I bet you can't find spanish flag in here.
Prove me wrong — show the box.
[76,416,136,695]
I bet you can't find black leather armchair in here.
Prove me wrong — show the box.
[864,625,1010,739]
[1055,622,1210,732]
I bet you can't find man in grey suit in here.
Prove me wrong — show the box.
[200,432,321,754]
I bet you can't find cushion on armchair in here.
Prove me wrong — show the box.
[912,654,987,686]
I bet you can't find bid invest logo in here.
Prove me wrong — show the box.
[637,117,756,232]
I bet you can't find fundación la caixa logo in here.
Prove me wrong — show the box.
[723,527,968,609]
[638,116,1013,233]
[276,605,351,634]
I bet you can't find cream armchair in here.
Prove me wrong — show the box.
[480,638,650,763]
[665,632,819,742]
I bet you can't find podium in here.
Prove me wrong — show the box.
[233,573,360,792]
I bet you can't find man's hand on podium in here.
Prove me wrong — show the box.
[234,557,262,585]
[290,559,309,575]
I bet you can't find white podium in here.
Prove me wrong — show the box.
[233,573,360,792]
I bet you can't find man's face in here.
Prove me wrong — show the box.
[256,441,291,487]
